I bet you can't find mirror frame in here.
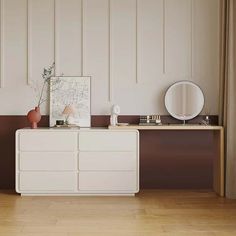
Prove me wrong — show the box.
[164,81,205,121]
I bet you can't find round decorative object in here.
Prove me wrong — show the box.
[27,107,41,129]
[164,81,204,122]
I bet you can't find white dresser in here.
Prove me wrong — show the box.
[15,129,139,196]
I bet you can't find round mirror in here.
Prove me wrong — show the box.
[164,81,204,121]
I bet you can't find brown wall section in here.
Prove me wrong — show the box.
[140,130,217,189]
[0,116,49,189]
[0,115,218,189]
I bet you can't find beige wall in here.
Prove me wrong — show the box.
[0,0,220,115]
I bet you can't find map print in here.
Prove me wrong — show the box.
[50,76,91,127]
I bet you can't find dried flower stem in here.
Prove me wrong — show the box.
[36,62,55,107]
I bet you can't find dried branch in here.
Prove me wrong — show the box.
[31,62,58,107]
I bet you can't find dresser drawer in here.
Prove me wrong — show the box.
[78,172,137,191]
[18,131,77,151]
[19,152,77,171]
[79,131,137,151]
[79,152,136,171]
[19,172,77,191]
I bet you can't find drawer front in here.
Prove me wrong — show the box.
[79,131,137,151]
[79,152,136,171]
[19,132,77,151]
[78,172,137,191]
[19,152,77,171]
[19,172,77,191]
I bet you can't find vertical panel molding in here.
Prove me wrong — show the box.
[191,0,194,78]
[136,0,138,83]
[81,0,84,76]
[54,0,59,76]
[108,0,112,101]
[163,0,166,74]
[0,0,4,88]
[27,0,32,85]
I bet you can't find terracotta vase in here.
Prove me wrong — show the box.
[27,107,41,129]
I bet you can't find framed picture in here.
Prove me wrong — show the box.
[49,76,91,127]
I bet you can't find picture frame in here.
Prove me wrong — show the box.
[49,76,91,127]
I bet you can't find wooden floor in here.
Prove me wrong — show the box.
[0,190,236,236]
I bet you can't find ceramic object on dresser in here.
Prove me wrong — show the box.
[27,63,55,129]
[27,107,41,129]
[110,104,120,126]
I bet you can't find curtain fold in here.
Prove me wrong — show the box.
[219,0,236,198]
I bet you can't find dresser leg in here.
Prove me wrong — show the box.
[213,128,224,197]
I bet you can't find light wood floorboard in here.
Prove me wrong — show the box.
[0,190,236,235]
